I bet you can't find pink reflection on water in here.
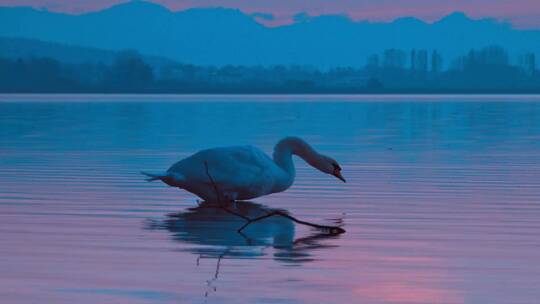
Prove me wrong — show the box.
[355,280,462,304]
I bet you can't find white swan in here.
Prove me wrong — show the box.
[142,137,345,202]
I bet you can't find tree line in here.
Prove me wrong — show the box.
[1,47,538,93]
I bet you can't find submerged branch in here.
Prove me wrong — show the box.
[237,210,345,234]
[203,160,345,235]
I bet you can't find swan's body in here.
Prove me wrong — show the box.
[142,137,345,202]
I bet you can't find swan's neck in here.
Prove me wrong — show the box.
[273,137,321,182]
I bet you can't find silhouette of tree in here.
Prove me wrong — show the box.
[519,53,536,76]
[431,50,443,74]
[104,50,154,92]
[383,49,406,69]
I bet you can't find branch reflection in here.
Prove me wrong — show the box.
[147,201,343,264]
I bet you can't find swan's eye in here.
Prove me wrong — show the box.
[332,163,341,171]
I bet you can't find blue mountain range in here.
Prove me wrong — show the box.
[1,0,539,68]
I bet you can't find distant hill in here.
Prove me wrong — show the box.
[1,1,539,68]
[0,37,175,67]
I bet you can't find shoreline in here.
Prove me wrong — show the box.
[1,93,540,103]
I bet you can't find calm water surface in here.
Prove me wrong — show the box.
[1,95,539,304]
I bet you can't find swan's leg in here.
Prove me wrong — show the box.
[223,192,238,209]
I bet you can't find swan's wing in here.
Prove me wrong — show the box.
[169,146,278,195]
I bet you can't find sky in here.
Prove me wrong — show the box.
[1,0,540,29]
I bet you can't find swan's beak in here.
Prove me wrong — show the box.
[334,171,346,183]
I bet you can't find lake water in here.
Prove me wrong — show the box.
[1,95,539,304]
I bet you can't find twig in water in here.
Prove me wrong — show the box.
[237,210,345,234]
[203,160,345,235]
[214,255,223,279]
[204,160,222,206]
[203,161,253,222]
[199,251,227,299]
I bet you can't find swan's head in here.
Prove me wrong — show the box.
[315,155,346,183]
[274,136,346,183]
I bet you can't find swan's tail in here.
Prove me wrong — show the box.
[141,171,168,182]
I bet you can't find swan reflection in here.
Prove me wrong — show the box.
[147,201,342,264]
